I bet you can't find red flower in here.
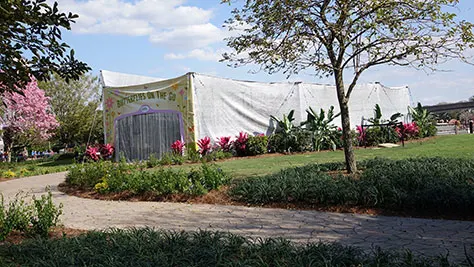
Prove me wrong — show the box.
[198,136,212,155]
[85,146,100,161]
[217,136,232,152]
[171,140,185,155]
[234,132,249,156]
[99,144,114,158]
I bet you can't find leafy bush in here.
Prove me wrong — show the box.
[217,136,233,152]
[360,126,399,147]
[234,132,249,156]
[66,160,132,189]
[231,158,474,217]
[66,160,229,197]
[101,163,229,196]
[301,106,341,151]
[198,137,212,156]
[171,140,185,155]
[0,190,63,240]
[146,154,161,168]
[359,157,474,212]
[246,134,268,156]
[230,164,359,205]
[0,228,454,267]
[267,128,312,153]
[29,192,63,238]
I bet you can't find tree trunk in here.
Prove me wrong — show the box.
[5,144,12,163]
[334,71,357,173]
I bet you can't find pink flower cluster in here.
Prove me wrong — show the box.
[217,136,232,152]
[356,125,366,142]
[171,140,185,155]
[395,122,419,138]
[234,132,249,156]
[1,77,58,140]
[85,144,114,161]
[198,136,212,155]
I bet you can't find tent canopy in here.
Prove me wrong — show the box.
[101,71,411,161]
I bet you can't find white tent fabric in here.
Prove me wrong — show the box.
[100,70,163,88]
[192,73,411,139]
[101,70,411,160]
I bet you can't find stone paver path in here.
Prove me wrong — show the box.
[1,173,473,263]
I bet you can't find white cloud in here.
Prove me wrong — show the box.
[164,48,228,61]
[150,23,223,49]
[55,0,223,49]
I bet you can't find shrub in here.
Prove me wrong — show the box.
[359,126,399,147]
[146,154,161,168]
[230,158,474,217]
[85,146,100,161]
[97,163,229,196]
[66,160,132,189]
[186,143,201,163]
[0,190,63,240]
[198,137,212,156]
[246,134,268,156]
[99,144,114,159]
[217,136,233,152]
[234,132,249,156]
[29,191,63,238]
[171,140,185,155]
[0,228,454,267]
[2,170,16,178]
[267,128,312,153]
[230,164,359,205]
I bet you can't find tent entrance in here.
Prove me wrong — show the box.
[115,111,183,161]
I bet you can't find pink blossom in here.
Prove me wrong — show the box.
[1,77,58,142]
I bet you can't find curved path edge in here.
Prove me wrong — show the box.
[1,172,473,263]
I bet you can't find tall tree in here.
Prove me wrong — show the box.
[222,0,474,173]
[0,0,90,95]
[39,73,103,148]
[1,77,59,161]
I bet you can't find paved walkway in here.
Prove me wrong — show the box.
[1,173,473,263]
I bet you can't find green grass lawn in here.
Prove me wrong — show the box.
[2,135,473,180]
[214,135,474,178]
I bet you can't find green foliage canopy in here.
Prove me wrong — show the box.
[0,0,90,95]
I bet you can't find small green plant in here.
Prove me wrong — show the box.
[246,134,269,156]
[29,191,63,238]
[0,190,63,240]
[301,106,341,151]
[146,154,160,168]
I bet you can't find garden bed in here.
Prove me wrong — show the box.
[59,157,474,221]
[1,228,465,267]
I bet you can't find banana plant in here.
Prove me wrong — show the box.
[368,104,383,125]
[270,110,295,135]
[301,106,340,151]
[409,102,435,137]
[270,110,297,152]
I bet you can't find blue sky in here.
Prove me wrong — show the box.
[55,0,474,105]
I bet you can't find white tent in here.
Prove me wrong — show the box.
[101,70,411,161]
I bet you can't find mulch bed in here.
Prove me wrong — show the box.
[0,227,87,245]
[58,183,474,222]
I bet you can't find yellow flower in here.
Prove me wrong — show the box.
[3,170,16,178]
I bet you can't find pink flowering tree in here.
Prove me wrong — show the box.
[1,78,58,161]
